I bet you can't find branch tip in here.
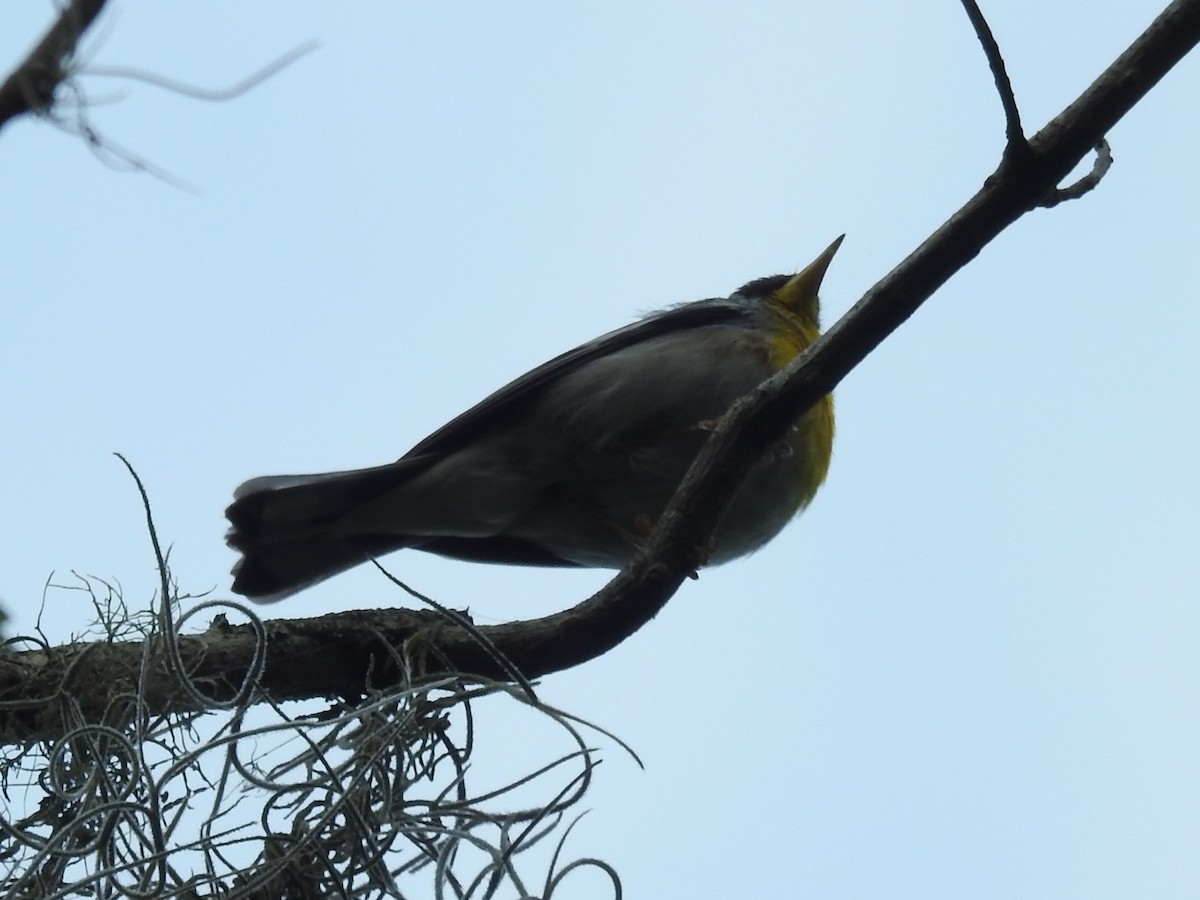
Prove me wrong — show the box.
[960,0,1026,148]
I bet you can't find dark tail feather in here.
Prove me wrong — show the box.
[230,533,404,602]
[226,463,420,602]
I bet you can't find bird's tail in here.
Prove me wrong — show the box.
[225,463,414,602]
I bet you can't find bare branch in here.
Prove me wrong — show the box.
[2,9,313,190]
[960,0,1027,149]
[0,0,109,133]
[518,0,1200,692]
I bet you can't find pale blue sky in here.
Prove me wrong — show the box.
[4,2,1198,897]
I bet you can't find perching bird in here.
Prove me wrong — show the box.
[227,237,841,602]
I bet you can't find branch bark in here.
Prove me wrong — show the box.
[0,0,109,132]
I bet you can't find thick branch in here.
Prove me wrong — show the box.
[0,0,109,132]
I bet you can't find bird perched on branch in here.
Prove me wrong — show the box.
[226,237,842,602]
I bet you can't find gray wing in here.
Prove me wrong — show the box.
[401,298,748,461]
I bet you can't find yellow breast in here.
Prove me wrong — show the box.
[764,302,835,513]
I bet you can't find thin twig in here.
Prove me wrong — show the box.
[1039,139,1114,206]
[960,0,1027,150]
[85,41,319,101]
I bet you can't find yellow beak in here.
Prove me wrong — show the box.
[777,235,845,310]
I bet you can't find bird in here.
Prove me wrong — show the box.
[226,237,842,602]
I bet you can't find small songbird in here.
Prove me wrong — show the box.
[227,237,841,602]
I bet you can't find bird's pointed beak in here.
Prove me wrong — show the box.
[778,235,845,309]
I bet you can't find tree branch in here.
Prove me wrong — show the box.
[960,0,1027,150]
[0,0,109,133]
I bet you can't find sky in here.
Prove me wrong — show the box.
[3,1,1199,897]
